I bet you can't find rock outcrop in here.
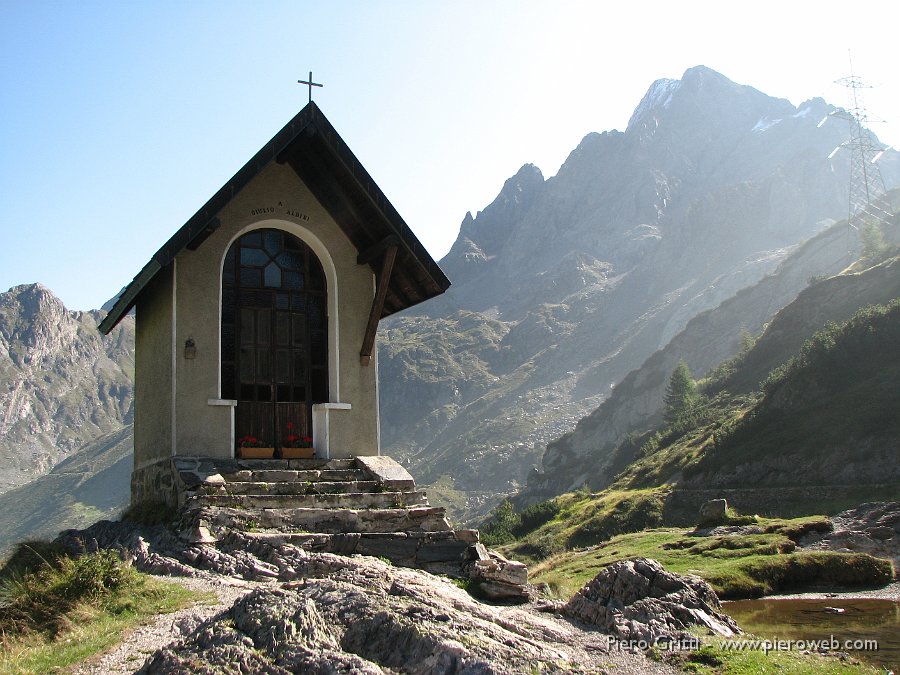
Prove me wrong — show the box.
[800,502,900,572]
[53,522,683,673]
[698,499,728,526]
[564,558,740,645]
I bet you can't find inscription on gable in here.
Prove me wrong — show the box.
[249,205,311,222]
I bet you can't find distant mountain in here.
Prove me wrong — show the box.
[0,425,132,555]
[607,257,900,500]
[4,65,899,542]
[0,284,134,494]
[521,208,900,504]
[379,65,900,516]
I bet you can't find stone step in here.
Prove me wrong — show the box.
[218,469,367,484]
[234,458,357,470]
[198,480,385,496]
[200,505,452,534]
[238,530,474,569]
[187,490,429,510]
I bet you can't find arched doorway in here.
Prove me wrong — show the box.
[221,228,328,452]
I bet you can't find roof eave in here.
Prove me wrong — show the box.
[97,102,449,334]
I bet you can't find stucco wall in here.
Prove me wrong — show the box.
[169,162,379,459]
[134,267,174,468]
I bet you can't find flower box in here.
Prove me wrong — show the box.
[280,447,315,459]
[238,446,275,459]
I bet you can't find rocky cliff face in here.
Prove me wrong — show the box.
[378,65,900,512]
[0,284,134,493]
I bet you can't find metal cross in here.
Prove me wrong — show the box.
[298,71,323,103]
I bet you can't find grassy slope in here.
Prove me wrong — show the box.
[0,544,206,673]
[489,285,900,616]
[613,298,900,492]
[527,516,892,600]
[0,426,134,557]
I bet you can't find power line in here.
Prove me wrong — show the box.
[820,56,894,237]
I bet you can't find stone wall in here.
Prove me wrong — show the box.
[664,484,900,523]
[131,458,178,508]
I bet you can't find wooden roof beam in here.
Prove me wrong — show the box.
[360,245,398,366]
[357,234,400,265]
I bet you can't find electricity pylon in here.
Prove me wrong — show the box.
[819,60,894,235]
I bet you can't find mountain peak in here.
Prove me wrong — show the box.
[2,283,67,317]
[681,64,730,85]
[6,281,57,298]
[627,65,744,133]
[627,78,680,132]
[442,163,546,276]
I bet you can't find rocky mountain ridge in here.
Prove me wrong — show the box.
[0,283,134,493]
[379,65,900,515]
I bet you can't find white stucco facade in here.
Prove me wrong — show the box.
[134,163,380,471]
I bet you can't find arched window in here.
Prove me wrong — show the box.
[221,229,328,448]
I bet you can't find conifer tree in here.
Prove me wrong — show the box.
[860,222,886,261]
[664,360,697,427]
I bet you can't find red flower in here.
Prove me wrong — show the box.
[303,436,313,444]
[286,434,300,443]
[286,422,294,430]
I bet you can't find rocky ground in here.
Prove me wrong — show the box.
[53,502,900,672]
[799,502,900,571]
[53,521,742,674]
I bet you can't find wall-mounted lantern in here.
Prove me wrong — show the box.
[184,337,197,360]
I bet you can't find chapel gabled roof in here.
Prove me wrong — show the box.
[99,101,450,335]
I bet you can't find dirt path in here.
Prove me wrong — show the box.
[68,574,265,674]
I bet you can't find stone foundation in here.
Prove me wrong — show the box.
[131,458,179,508]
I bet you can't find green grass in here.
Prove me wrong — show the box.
[529,517,893,600]
[492,487,671,563]
[659,632,882,674]
[0,543,208,673]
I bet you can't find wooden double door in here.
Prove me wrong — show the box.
[221,229,328,451]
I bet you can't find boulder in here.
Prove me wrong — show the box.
[698,498,728,526]
[564,558,740,645]
[466,549,530,602]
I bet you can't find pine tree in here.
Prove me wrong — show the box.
[663,360,697,427]
[860,222,886,261]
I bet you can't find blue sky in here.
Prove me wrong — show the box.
[1,0,898,310]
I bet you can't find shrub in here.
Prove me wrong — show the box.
[481,497,562,546]
[0,547,133,638]
[480,499,518,546]
[517,500,561,534]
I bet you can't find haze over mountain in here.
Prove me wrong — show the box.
[379,65,900,515]
[1,65,898,543]
[522,210,900,506]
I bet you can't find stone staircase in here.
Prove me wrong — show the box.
[171,455,504,580]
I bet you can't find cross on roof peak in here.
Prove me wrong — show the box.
[298,71,323,103]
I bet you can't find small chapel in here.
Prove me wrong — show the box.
[100,100,450,507]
